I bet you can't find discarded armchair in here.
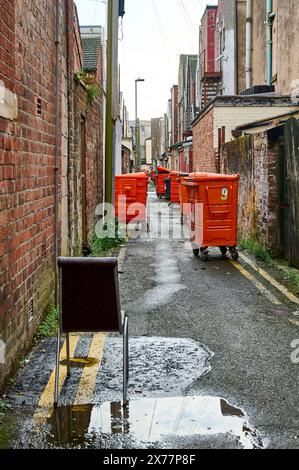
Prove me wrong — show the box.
[54,257,129,407]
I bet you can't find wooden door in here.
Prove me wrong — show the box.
[284,118,299,268]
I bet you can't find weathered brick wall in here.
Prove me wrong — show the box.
[70,83,103,253]
[254,134,279,251]
[66,0,103,255]
[221,132,279,253]
[192,108,216,173]
[0,0,57,387]
[0,0,15,91]
[0,0,104,388]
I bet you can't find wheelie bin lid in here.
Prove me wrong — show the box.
[157,166,171,174]
[115,172,148,179]
[184,172,239,183]
[170,171,189,177]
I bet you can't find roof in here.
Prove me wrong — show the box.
[81,36,101,71]
[80,26,103,72]
[192,95,299,127]
[235,109,299,133]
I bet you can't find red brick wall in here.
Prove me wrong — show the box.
[0,0,57,387]
[220,133,280,254]
[0,0,15,91]
[0,0,103,388]
[73,83,103,247]
[192,108,216,173]
[66,0,103,254]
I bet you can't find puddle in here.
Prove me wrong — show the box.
[0,415,16,449]
[130,242,186,314]
[60,358,99,368]
[47,396,261,449]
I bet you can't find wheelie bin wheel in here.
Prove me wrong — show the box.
[230,247,239,261]
[200,248,209,262]
[220,246,228,256]
[193,249,200,257]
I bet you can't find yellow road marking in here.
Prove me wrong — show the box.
[240,253,299,305]
[231,261,281,305]
[75,333,106,405]
[34,334,80,423]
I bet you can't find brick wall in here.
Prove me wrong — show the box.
[66,0,103,254]
[192,107,216,172]
[71,83,103,253]
[221,132,280,253]
[0,0,15,92]
[0,0,57,387]
[0,0,104,388]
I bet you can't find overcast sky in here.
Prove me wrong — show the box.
[75,0,217,121]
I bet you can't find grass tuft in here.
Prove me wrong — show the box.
[91,221,125,257]
[34,307,59,342]
[0,399,10,415]
[282,268,299,288]
[239,237,273,263]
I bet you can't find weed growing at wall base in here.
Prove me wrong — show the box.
[0,399,11,415]
[91,220,125,257]
[239,236,273,263]
[34,308,59,342]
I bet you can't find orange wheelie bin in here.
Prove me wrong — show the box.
[156,166,171,198]
[170,172,189,204]
[150,170,156,182]
[183,173,239,261]
[178,173,191,225]
[115,172,149,225]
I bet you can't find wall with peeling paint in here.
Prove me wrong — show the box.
[220,132,280,253]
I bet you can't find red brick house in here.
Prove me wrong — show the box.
[0,0,104,387]
[192,95,299,173]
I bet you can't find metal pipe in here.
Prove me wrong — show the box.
[245,0,253,89]
[234,0,239,94]
[122,314,129,406]
[105,0,114,204]
[134,78,145,171]
[135,80,138,170]
[54,0,61,307]
[266,0,273,86]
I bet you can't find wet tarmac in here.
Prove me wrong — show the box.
[1,192,299,449]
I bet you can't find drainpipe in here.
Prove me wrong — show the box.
[266,0,274,86]
[234,0,239,94]
[54,0,61,308]
[245,0,253,90]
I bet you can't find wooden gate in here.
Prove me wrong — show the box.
[284,118,299,268]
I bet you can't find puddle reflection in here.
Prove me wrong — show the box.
[48,396,260,449]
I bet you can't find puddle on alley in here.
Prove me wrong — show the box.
[0,395,262,450]
[45,396,262,449]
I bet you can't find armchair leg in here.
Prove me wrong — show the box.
[66,333,71,378]
[123,315,129,407]
[54,326,61,408]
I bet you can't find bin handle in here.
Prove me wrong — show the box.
[208,206,230,215]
